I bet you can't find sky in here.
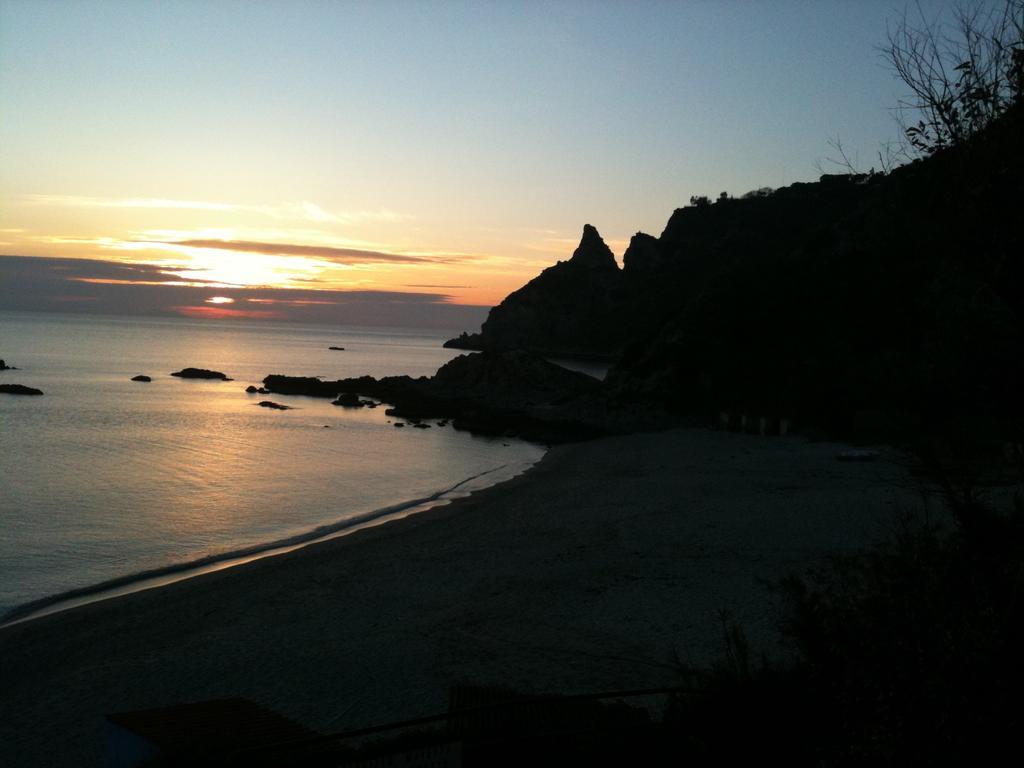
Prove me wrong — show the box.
[0,0,970,327]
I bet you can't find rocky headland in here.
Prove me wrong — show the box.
[258,107,1022,447]
[443,106,1023,443]
[444,224,626,361]
[264,350,603,443]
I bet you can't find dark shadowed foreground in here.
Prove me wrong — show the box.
[0,429,921,766]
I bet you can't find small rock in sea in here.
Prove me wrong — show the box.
[394,422,405,428]
[323,425,331,428]
[437,420,448,427]
[0,384,43,396]
[331,392,364,407]
[258,400,291,410]
[328,346,345,351]
[131,375,152,382]
[0,359,17,371]
[171,368,232,381]
[245,385,260,393]
[413,422,431,429]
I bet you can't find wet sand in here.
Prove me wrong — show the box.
[0,429,925,766]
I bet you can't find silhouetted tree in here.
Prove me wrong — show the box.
[886,0,1023,155]
[689,195,711,207]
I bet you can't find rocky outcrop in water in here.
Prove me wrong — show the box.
[0,384,43,396]
[257,400,291,410]
[331,392,365,407]
[0,359,17,371]
[171,368,233,381]
[264,350,602,442]
[442,332,482,351]
[131,375,151,382]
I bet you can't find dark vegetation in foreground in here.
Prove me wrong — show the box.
[672,489,1024,765]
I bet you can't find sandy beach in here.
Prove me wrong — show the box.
[0,428,926,766]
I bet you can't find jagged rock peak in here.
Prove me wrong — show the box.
[569,224,618,270]
[621,231,662,274]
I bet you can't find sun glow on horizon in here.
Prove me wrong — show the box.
[150,245,334,289]
[2,196,570,307]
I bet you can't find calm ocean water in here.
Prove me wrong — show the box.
[0,312,545,619]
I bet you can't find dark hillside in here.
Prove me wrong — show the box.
[609,103,1023,437]
[449,104,1022,439]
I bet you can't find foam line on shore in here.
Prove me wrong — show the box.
[0,458,540,628]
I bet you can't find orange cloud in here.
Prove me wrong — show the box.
[245,298,337,306]
[147,238,470,265]
[172,305,283,320]
[71,277,235,288]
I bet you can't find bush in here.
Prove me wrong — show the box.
[886,0,1024,155]
[778,503,1024,764]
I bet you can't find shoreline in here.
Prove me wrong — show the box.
[0,458,542,628]
[0,428,927,767]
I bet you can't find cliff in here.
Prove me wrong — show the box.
[445,225,627,360]
[611,108,1024,437]
[446,104,1024,438]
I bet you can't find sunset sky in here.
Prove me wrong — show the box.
[0,0,962,326]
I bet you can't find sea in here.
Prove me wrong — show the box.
[0,311,546,622]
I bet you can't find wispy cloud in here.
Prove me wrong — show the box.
[26,195,238,212]
[71,278,238,288]
[30,234,154,251]
[245,298,338,306]
[148,238,473,265]
[404,283,474,289]
[23,195,411,225]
